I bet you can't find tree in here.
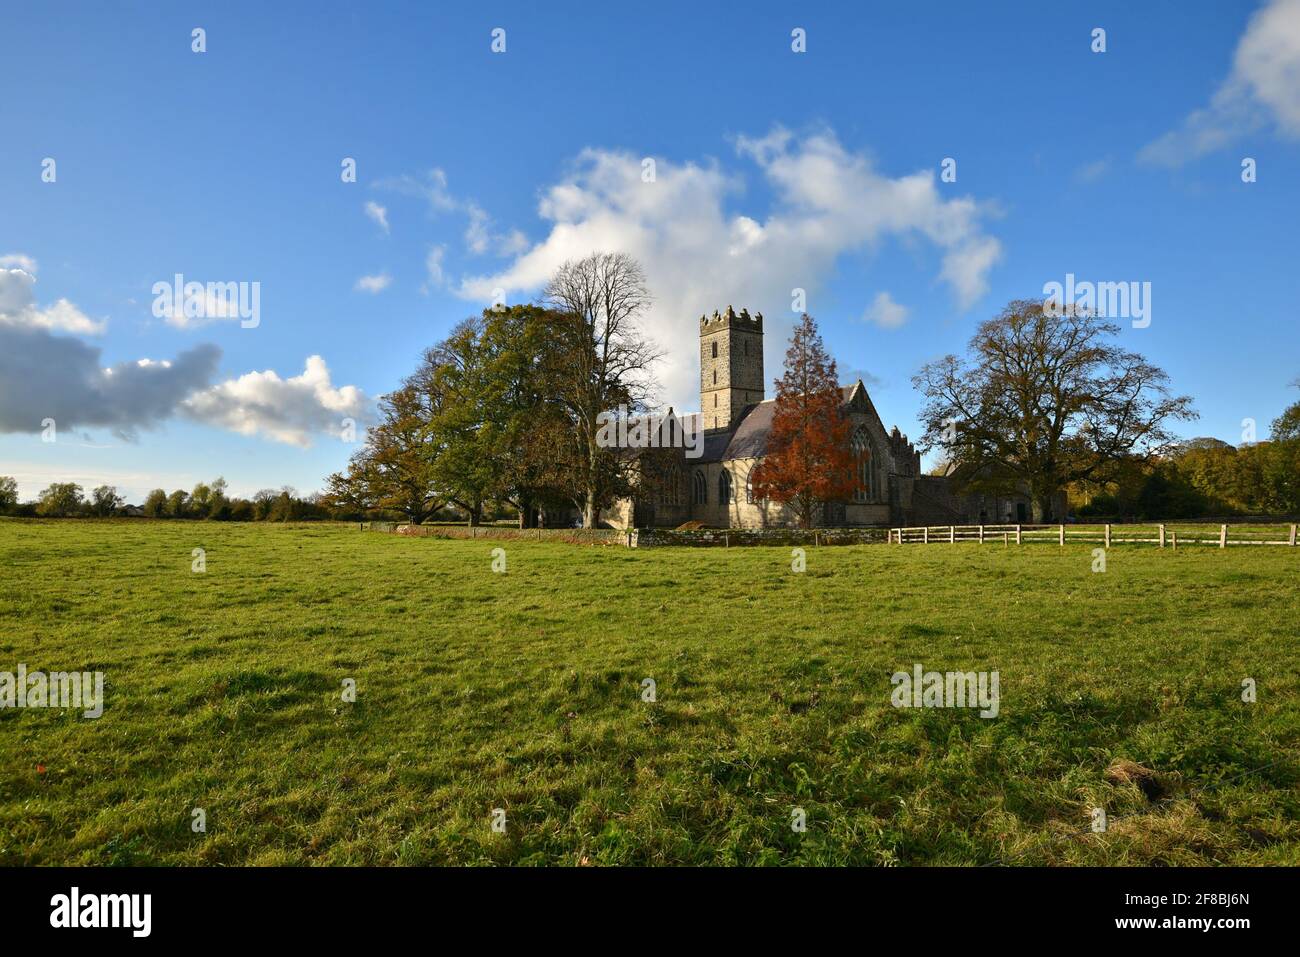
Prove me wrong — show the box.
[36,483,84,517]
[189,482,212,519]
[913,299,1196,522]
[165,489,189,518]
[544,252,660,527]
[344,384,444,523]
[142,488,168,518]
[207,477,231,520]
[1271,397,1300,443]
[90,485,124,517]
[0,476,17,513]
[750,314,856,528]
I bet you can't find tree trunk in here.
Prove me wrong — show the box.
[583,489,598,528]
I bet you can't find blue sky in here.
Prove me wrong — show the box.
[2,0,1298,501]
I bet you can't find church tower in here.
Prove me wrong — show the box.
[699,306,764,431]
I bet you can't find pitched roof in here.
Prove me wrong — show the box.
[684,383,866,463]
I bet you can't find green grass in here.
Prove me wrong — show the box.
[1,518,1297,866]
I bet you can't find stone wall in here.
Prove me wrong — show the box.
[632,526,888,547]
[391,524,629,545]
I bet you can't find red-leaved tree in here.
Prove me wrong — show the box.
[751,313,855,527]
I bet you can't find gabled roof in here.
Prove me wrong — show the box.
[682,381,877,463]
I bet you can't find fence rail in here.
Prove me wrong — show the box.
[890,523,1300,548]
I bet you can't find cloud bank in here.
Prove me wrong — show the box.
[1141,0,1300,165]
[452,126,1001,407]
[0,253,372,445]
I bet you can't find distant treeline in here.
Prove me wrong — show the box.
[0,475,511,524]
[1073,426,1300,520]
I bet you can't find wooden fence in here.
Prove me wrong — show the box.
[890,523,1300,548]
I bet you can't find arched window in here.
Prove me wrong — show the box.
[656,465,684,506]
[693,469,707,505]
[718,470,732,505]
[852,427,878,503]
[745,465,756,504]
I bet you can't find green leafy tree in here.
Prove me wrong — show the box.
[142,488,168,518]
[0,476,17,513]
[36,483,84,517]
[90,485,124,517]
[165,489,189,518]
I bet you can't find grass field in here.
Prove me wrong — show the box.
[1,518,1297,866]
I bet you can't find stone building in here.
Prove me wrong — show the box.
[607,306,1040,529]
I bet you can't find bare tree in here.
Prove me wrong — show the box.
[544,252,661,527]
[913,299,1197,522]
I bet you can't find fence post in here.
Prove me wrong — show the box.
[978,525,985,544]
[1003,531,1009,546]
[1159,524,1165,548]
[949,525,955,544]
[1220,524,1227,549]
[1015,524,1022,545]
[923,527,929,544]
[1171,531,1177,550]
[1291,524,1297,546]
[1104,524,1111,548]
[1059,524,1065,547]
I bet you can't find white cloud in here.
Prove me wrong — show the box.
[1075,158,1111,183]
[862,291,910,329]
[0,257,371,448]
[424,245,446,288]
[0,253,37,271]
[354,272,392,293]
[1141,0,1300,165]
[182,355,373,448]
[380,168,530,257]
[156,283,255,329]
[0,257,106,335]
[364,201,390,234]
[454,127,1002,407]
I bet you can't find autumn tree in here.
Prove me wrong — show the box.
[750,314,855,528]
[913,299,1196,522]
[332,384,444,524]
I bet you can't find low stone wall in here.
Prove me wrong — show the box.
[632,527,887,547]
[393,524,628,545]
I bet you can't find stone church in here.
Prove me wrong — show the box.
[606,306,1037,529]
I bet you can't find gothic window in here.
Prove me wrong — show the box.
[718,470,732,505]
[745,465,756,504]
[852,426,878,503]
[657,465,684,506]
[693,469,707,505]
